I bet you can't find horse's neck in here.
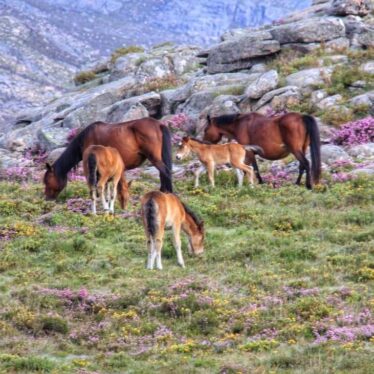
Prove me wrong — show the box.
[54,146,82,177]
[189,141,205,156]
[182,212,199,237]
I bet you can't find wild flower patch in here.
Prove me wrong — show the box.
[332,117,374,146]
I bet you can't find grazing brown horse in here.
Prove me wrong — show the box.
[203,112,321,189]
[176,136,261,188]
[44,118,173,200]
[141,191,205,270]
[82,145,130,214]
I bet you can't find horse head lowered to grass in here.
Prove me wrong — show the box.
[203,112,321,189]
[43,118,173,200]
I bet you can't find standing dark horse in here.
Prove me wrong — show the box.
[43,118,173,200]
[203,112,321,189]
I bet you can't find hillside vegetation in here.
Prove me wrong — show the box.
[0,171,373,373]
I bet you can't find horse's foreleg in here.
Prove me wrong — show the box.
[172,224,185,268]
[98,181,109,213]
[194,164,206,188]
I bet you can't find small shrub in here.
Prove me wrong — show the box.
[143,75,181,92]
[40,315,68,334]
[110,45,144,64]
[189,310,219,335]
[74,71,97,85]
[0,354,54,372]
[240,339,279,352]
[326,65,373,96]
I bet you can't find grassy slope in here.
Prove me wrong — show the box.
[0,172,374,373]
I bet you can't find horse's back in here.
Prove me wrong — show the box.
[141,191,184,225]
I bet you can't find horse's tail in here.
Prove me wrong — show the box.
[160,124,173,193]
[244,145,264,156]
[144,198,158,238]
[87,153,97,186]
[302,115,321,184]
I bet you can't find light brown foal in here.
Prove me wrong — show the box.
[83,145,130,214]
[141,191,204,270]
[176,137,261,188]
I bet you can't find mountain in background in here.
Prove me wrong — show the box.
[0,0,310,129]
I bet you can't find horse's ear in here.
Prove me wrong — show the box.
[199,220,205,230]
[46,163,52,171]
[182,136,190,142]
[207,114,211,124]
[127,180,133,188]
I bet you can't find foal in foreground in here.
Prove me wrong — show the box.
[83,145,130,214]
[141,191,204,270]
[176,137,261,188]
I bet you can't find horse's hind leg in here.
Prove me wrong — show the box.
[98,180,109,213]
[235,169,244,187]
[295,163,305,185]
[245,151,262,184]
[151,159,172,193]
[90,187,97,215]
[294,152,311,189]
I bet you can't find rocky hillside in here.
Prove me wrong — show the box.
[1,0,373,176]
[0,0,310,130]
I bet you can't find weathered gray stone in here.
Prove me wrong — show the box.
[270,17,346,44]
[321,144,351,164]
[105,102,149,123]
[160,88,186,116]
[270,89,301,111]
[316,94,344,110]
[0,149,33,169]
[176,91,216,120]
[347,143,374,159]
[245,70,279,99]
[105,92,160,119]
[360,61,374,75]
[351,167,374,176]
[37,127,70,151]
[311,89,328,105]
[47,147,66,164]
[282,37,350,53]
[356,27,374,48]
[328,0,371,16]
[253,86,301,111]
[205,31,280,74]
[285,67,333,89]
[349,91,374,114]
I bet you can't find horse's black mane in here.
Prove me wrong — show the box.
[53,123,98,179]
[182,202,203,229]
[213,113,241,126]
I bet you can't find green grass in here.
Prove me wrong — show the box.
[0,174,373,373]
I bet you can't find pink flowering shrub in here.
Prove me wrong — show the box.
[262,165,293,188]
[313,309,374,344]
[67,128,80,142]
[332,117,374,146]
[162,113,191,143]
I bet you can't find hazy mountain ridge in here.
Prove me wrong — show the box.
[0,0,310,128]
